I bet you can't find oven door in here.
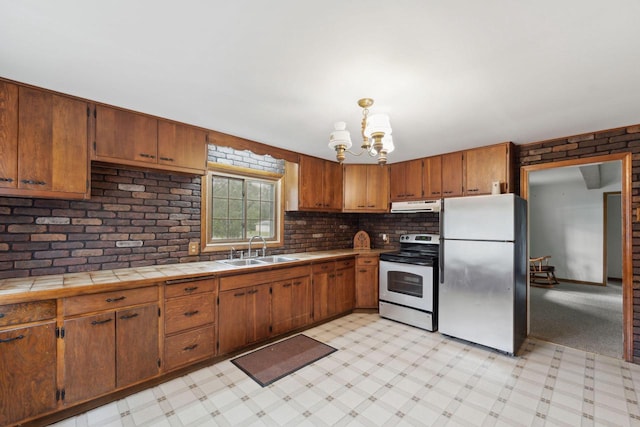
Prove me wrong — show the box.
[379,260,433,312]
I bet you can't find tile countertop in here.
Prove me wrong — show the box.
[0,249,387,304]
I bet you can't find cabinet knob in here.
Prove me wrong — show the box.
[0,177,13,183]
[106,296,126,303]
[159,157,174,162]
[91,318,113,326]
[183,344,198,351]
[184,310,200,317]
[184,286,199,292]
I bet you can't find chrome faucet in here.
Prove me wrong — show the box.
[248,235,267,258]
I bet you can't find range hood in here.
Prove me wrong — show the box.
[390,199,441,213]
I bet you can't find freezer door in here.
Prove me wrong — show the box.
[439,239,516,353]
[443,194,515,241]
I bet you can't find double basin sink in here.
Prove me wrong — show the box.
[218,255,298,267]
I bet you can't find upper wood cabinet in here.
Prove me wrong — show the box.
[464,142,513,196]
[286,155,343,211]
[423,156,442,199]
[441,152,464,198]
[389,159,423,201]
[0,83,90,199]
[343,164,389,212]
[94,105,207,174]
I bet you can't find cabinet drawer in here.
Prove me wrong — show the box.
[357,256,379,266]
[312,262,334,274]
[336,258,356,269]
[164,325,215,371]
[165,277,216,299]
[0,300,56,327]
[64,286,158,316]
[164,294,215,335]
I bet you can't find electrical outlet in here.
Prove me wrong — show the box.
[382,234,389,243]
[188,242,199,255]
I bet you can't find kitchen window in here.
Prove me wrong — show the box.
[201,164,284,252]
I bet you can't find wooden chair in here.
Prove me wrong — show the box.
[529,256,559,288]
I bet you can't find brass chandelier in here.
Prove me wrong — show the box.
[328,98,394,165]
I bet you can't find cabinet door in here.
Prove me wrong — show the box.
[271,280,294,335]
[389,162,406,201]
[312,263,335,321]
[298,155,324,209]
[335,265,355,314]
[95,105,157,164]
[0,81,18,189]
[465,144,509,195]
[18,87,89,195]
[343,165,368,210]
[441,152,463,197]
[218,289,248,354]
[157,120,207,172]
[424,156,442,199]
[367,164,389,210]
[64,313,116,404]
[0,322,57,426]
[116,304,159,388]
[324,160,343,210]
[356,256,379,309]
[403,159,423,200]
[246,284,271,345]
[291,276,312,329]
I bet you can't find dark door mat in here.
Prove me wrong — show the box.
[231,334,337,387]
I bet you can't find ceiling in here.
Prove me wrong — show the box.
[2,1,640,164]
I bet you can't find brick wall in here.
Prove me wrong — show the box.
[0,165,364,279]
[517,123,640,362]
[359,212,440,250]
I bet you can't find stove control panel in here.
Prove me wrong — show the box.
[399,234,440,244]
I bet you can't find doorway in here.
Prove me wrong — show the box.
[521,153,632,361]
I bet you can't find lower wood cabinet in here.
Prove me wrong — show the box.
[271,275,312,335]
[217,265,313,355]
[355,254,379,308]
[0,320,57,426]
[218,283,271,354]
[163,276,217,371]
[61,287,160,405]
[312,258,356,321]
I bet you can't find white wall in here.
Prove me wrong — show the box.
[529,164,621,283]
[606,193,622,279]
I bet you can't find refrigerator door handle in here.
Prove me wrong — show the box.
[439,239,444,284]
[439,198,444,284]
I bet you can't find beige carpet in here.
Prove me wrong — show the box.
[529,281,623,358]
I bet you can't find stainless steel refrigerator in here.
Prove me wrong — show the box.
[439,194,527,355]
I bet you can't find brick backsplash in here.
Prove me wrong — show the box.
[0,165,367,279]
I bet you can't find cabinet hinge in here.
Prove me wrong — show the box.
[216,341,219,350]
[55,327,65,339]
[269,325,272,333]
[158,307,161,317]
[93,141,96,151]
[157,358,161,368]
[269,287,272,294]
[217,296,219,305]
[56,389,66,401]
[94,108,97,118]
[86,106,90,117]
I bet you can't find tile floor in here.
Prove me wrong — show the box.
[51,313,640,427]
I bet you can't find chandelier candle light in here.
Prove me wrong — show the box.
[328,98,394,165]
